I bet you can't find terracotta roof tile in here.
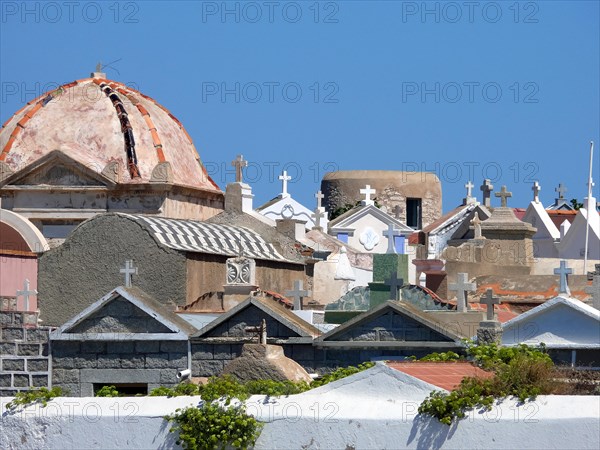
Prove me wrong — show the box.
[387,361,493,391]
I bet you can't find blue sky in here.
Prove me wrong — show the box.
[1,1,598,212]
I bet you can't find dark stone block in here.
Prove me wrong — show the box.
[54,341,80,356]
[0,389,19,397]
[17,344,40,356]
[146,353,169,369]
[26,358,48,372]
[0,312,12,325]
[168,353,187,369]
[160,341,187,353]
[81,342,106,354]
[31,374,49,387]
[213,344,233,360]
[290,345,314,361]
[0,374,12,387]
[2,327,24,341]
[13,374,30,387]
[107,341,134,354]
[53,356,75,369]
[192,359,224,377]
[0,343,16,355]
[56,383,79,397]
[26,329,49,343]
[120,355,145,369]
[160,369,177,384]
[41,343,49,357]
[97,354,121,369]
[135,341,159,353]
[73,355,97,369]
[191,344,213,360]
[2,359,25,371]
[53,369,79,384]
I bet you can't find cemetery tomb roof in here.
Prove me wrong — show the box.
[386,361,493,391]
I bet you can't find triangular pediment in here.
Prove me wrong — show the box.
[329,205,413,233]
[192,297,320,340]
[1,150,113,188]
[50,286,195,340]
[317,301,462,344]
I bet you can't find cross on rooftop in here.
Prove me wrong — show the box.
[285,280,311,310]
[16,279,37,311]
[96,62,102,72]
[315,190,324,210]
[231,154,248,183]
[279,170,292,197]
[480,179,494,207]
[471,214,483,239]
[555,183,567,200]
[465,181,474,198]
[382,223,402,254]
[449,273,476,313]
[554,260,572,295]
[385,271,404,301]
[495,185,512,207]
[586,275,600,310]
[532,181,541,203]
[120,260,138,287]
[311,208,325,230]
[360,185,376,205]
[480,288,500,321]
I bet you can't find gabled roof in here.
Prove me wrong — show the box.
[191,296,320,340]
[328,204,413,233]
[502,295,600,348]
[117,213,290,262]
[315,300,465,347]
[522,201,560,239]
[50,286,196,340]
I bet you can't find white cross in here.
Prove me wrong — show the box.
[120,260,138,287]
[279,170,292,197]
[532,181,541,203]
[231,154,248,183]
[360,185,376,206]
[555,183,567,200]
[495,185,513,208]
[385,271,404,301]
[285,280,311,310]
[311,208,326,231]
[16,279,37,311]
[586,275,600,310]
[480,288,500,321]
[449,273,476,313]
[382,223,402,254]
[465,181,474,197]
[315,190,325,209]
[554,260,572,296]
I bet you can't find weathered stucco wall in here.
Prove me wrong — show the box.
[38,214,187,326]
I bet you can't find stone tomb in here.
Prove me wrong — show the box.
[49,286,196,396]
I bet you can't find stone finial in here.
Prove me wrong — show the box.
[360,185,376,206]
[278,170,292,198]
[464,181,476,205]
[470,214,484,239]
[231,154,248,183]
[480,288,500,321]
[382,223,402,254]
[285,280,311,310]
[384,270,404,301]
[311,208,326,231]
[150,161,173,183]
[554,260,573,296]
[120,260,138,287]
[477,288,503,344]
[449,273,476,313]
[334,247,356,281]
[480,179,494,208]
[91,62,106,79]
[16,279,38,311]
[532,181,541,203]
[495,185,512,208]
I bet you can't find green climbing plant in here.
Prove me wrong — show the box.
[4,387,64,412]
[95,385,121,397]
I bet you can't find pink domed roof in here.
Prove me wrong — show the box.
[0,76,220,192]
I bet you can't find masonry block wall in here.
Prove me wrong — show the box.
[0,307,51,396]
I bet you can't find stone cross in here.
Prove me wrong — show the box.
[471,214,483,239]
[286,280,311,310]
[16,279,37,311]
[449,273,476,313]
[231,154,248,183]
[382,223,402,254]
[360,185,376,206]
[495,185,512,207]
[96,62,102,72]
[245,319,267,344]
[315,190,324,209]
[480,179,494,207]
[585,275,600,310]
[465,181,474,198]
[532,181,541,203]
[556,183,567,199]
[385,271,404,301]
[120,260,138,287]
[279,170,291,197]
[311,208,325,231]
[554,260,573,296]
[480,288,500,321]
